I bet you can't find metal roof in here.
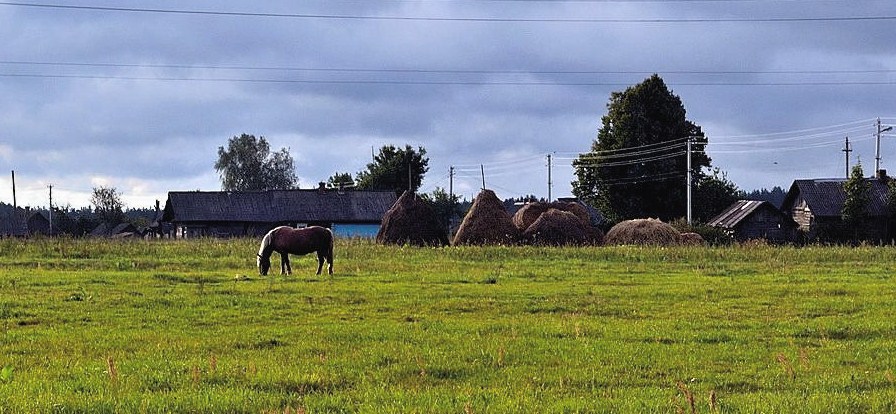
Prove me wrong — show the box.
[162,189,397,224]
[708,200,772,229]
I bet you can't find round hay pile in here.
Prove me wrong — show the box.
[512,201,591,231]
[679,232,705,246]
[452,189,519,245]
[377,190,449,246]
[521,209,603,246]
[604,218,681,246]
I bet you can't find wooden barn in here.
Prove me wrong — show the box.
[780,178,891,242]
[0,208,50,237]
[162,188,397,238]
[708,200,797,243]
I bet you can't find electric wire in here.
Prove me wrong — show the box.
[1,2,892,23]
[5,60,896,77]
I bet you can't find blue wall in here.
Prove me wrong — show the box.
[331,223,380,238]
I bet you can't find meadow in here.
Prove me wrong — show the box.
[1,237,895,413]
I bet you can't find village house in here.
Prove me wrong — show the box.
[707,200,797,243]
[162,187,397,238]
[780,177,891,242]
[0,208,50,237]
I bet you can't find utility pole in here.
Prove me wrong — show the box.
[843,136,853,178]
[449,166,454,200]
[876,118,893,176]
[546,153,553,202]
[480,165,486,190]
[686,138,693,225]
[11,171,16,211]
[48,184,53,235]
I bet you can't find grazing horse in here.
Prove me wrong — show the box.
[257,226,334,276]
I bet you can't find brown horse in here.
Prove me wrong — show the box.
[257,226,334,276]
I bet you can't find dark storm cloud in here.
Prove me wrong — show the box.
[1,0,896,207]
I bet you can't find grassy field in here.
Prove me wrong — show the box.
[1,237,895,413]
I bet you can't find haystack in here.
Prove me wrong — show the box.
[604,218,681,246]
[521,209,603,246]
[452,189,519,245]
[377,190,449,246]
[512,201,591,231]
[679,232,705,246]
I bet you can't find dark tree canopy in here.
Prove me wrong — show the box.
[693,167,743,223]
[421,187,463,229]
[91,186,125,224]
[326,172,355,189]
[356,145,429,195]
[572,75,717,222]
[214,134,298,191]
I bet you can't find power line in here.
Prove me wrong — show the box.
[5,60,896,77]
[6,72,896,87]
[0,2,893,23]
[571,151,687,168]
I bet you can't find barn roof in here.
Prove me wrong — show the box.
[162,189,398,224]
[781,178,891,218]
[708,200,778,229]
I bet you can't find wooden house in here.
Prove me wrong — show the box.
[780,178,891,242]
[162,188,397,238]
[0,208,49,237]
[708,200,797,243]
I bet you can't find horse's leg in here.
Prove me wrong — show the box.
[280,253,291,275]
[326,251,333,275]
[316,252,324,275]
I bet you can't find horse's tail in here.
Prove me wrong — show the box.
[326,227,335,262]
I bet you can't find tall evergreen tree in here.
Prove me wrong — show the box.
[572,75,715,222]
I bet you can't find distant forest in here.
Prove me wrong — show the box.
[744,186,787,208]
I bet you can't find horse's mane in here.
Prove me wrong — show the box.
[258,228,276,257]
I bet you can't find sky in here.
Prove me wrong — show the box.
[2,0,896,211]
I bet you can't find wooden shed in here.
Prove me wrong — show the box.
[780,178,891,242]
[162,188,397,238]
[708,200,797,243]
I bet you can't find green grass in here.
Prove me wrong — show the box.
[1,237,896,412]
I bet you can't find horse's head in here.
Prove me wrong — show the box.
[257,253,271,276]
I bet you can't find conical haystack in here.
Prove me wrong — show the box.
[679,232,705,246]
[522,209,603,246]
[377,190,449,246]
[453,189,519,245]
[604,218,681,246]
[512,201,591,231]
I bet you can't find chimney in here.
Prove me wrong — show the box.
[877,169,888,180]
[318,182,327,193]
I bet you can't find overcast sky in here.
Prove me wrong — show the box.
[2,0,896,211]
